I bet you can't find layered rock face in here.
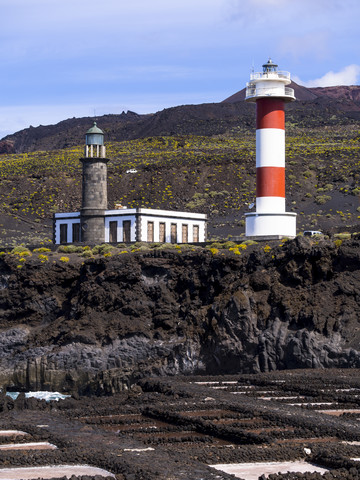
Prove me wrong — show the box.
[0,236,359,394]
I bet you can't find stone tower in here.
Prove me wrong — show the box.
[80,122,109,244]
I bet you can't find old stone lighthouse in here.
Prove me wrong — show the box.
[80,122,109,244]
[53,124,207,244]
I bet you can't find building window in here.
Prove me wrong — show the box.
[159,222,166,243]
[147,221,154,242]
[60,224,68,244]
[182,224,188,243]
[171,223,177,244]
[123,220,131,243]
[193,225,199,243]
[72,223,80,243]
[109,221,117,243]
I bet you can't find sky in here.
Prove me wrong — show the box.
[0,0,359,139]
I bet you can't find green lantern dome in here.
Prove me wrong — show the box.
[85,122,104,146]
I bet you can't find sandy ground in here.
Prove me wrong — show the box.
[0,465,115,480]
[210,461,328,480]
[0,442,56,450]
[319,409,360,416]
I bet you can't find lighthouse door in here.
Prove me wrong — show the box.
[109,221,117,243]
[147,221,154,242]
[171,223,177,243]
[182,224,188,243]
[159,222,166,242]
[123,220,131,243]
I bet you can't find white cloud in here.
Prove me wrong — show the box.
[293,64,360,87]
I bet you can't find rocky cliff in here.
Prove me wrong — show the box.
[0,236,359,395]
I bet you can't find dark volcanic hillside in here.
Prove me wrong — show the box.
[1,84,360,154]
[0,102,256,154]
[0,236,359,394]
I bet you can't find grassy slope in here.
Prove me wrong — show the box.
[0,124,359,246]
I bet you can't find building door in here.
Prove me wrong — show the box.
[109,221,117,243]
[72,223,80,243]
[182,224,188,243]
[171,223,177,244]
[159,222,166,243]
[60,224,68,244]
[193,225,199,243]
[123,220,131,243]
[147,221,154,242]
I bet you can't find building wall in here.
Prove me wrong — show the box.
[138,214,205,243]
[54,213,81,244]
[54,208,207,244]
[104,215,137,243]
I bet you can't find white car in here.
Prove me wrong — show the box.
[303,230,323,237]
[126,169,138,174]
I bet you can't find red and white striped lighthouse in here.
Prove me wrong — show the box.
[245,59,297,238]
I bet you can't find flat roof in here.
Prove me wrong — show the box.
[55,208,206,220]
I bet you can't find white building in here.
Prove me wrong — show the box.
[54,207,207,244]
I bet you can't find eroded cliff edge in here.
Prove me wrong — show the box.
[0,236,359,394]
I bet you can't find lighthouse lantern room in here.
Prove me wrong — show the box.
[245,59,296,239]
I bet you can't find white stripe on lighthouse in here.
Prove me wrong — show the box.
[256,129,285,168]
[256,196,286,213]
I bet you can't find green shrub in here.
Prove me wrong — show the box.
[154,243,179,250]
[81,250,93,258]
[334,233,351,240]
[208,242,223,249]
[132,242,148,249]
[242,239,258,245]
[92,244,113,255]
[11,246,32,257]
[58,245,84,253]
[315,195,332,205]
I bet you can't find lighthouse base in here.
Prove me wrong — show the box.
[245,212,296,238]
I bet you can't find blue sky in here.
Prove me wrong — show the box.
[1,0,359,139]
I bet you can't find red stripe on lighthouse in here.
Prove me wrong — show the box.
[256,167,285,197]
[256,98,285,130]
